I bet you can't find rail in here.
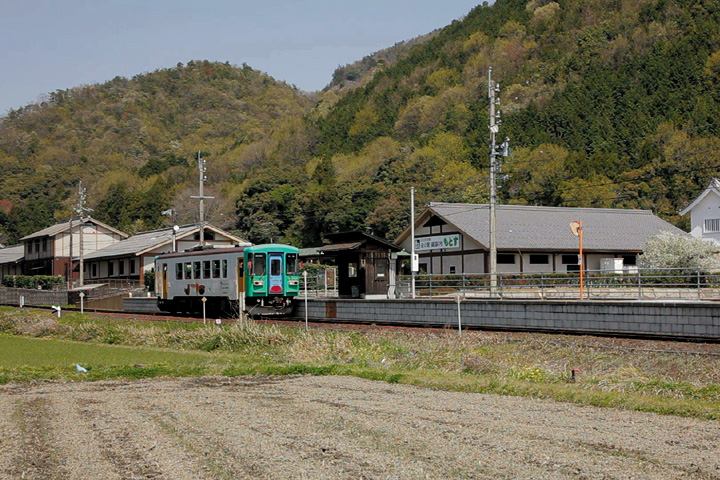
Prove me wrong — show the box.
[397,267,720,301]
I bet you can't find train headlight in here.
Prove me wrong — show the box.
[253,280,264,286]
[289,280,299,286]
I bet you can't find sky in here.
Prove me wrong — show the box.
[0,0,482,115]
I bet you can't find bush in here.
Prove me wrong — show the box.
[144,270,155,291]
[1,275,64,289]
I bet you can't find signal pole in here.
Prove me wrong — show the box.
[190,151,214,247]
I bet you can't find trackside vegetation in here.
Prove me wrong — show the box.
[0,307,719,420]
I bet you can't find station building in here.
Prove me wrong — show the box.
[395,203,686,275]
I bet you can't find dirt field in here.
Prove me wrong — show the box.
[1,375,719,479]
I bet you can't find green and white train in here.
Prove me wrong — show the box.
[155,244,300,316]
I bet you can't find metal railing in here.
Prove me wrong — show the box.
[397,267,720,301]
[300,268,339,298]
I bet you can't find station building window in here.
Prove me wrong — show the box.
[497,254,516,264]
[118,261,125,276]
[529,254,549,264]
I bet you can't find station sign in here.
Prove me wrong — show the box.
[415,234,461,251]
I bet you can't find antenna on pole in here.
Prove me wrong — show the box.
[487,67,510,298]
[75,181,93,287]
[190,151,214,247]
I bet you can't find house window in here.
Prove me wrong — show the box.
[497,254,516,264]
[92,264,97,277]
[419,263,428,274]
[562,254,579,265]
[529,254,549,265]
[129,259,136,274]
[375,260,386,278]
[449,265,456,274]
[567,264,581,272]
[42,238,47,252]
[108,262,114,276]
[118,261,125,275]
[705,219,720,233]
[348,263,357,278]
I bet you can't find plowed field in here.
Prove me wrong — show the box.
[1,375,719,479]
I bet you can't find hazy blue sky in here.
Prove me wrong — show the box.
[0,1,481,115]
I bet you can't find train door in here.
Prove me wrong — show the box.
[268,253,284,294]
[236,256,245,311]
[160,263,168,299]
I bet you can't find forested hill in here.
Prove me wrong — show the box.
[0,61,314,243]
[3,0,720,248]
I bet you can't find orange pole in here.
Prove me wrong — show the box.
[579,221,584,300]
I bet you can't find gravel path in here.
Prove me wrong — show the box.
[1,375,719,479]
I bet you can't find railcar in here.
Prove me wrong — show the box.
[155,244,300,316]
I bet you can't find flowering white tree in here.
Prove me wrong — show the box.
[638,232,720,270]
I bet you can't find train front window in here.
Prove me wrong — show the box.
[286,253,298,275]
[193,261,201,279]
[212,260,221,278]
[175,263,183,280]
[184,262,192,279]
[252,253,266,276]
[271,258,281,276]
[222,259,227,278]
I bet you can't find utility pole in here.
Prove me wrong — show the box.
[488,67,510,297]
[190,151,214,247]
[410,186,416,299]
[75,181,93,287]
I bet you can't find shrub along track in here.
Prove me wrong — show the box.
[1,375,720,479]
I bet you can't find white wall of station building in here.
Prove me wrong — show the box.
[398,225,636,275]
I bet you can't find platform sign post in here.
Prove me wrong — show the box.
[570,221,584,300]
[456,293,462,336]
[202,296,207,325]
[303,271,308,330]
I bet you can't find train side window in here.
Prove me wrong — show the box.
[222,259,228,278]
[176,263,183,280]
[212,260,221,278]
[253,253,266,276]
[193,261,201,279]
[203,261,211,279]
[286,253,298,275]
[184,262,192,279]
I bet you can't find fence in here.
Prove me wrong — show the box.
[300,268,338,298]
[397,267,720,301]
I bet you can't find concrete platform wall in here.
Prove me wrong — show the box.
[292,298,720,340]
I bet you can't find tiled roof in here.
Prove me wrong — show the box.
[0,244,24,264]
[20,217,127,241]
[398,203,687,252]
[83,225,248,260]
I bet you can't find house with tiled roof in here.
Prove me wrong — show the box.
[0,244,24,281]
[19,217,128,280]
[82,224,249,282]
[395,203,686,274]
[679,178,720,244]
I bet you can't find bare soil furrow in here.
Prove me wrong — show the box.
[6,397,68,480]
[1,375,719,479]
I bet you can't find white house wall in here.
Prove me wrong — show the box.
[688,192,720,243]
[55,225,123,257]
